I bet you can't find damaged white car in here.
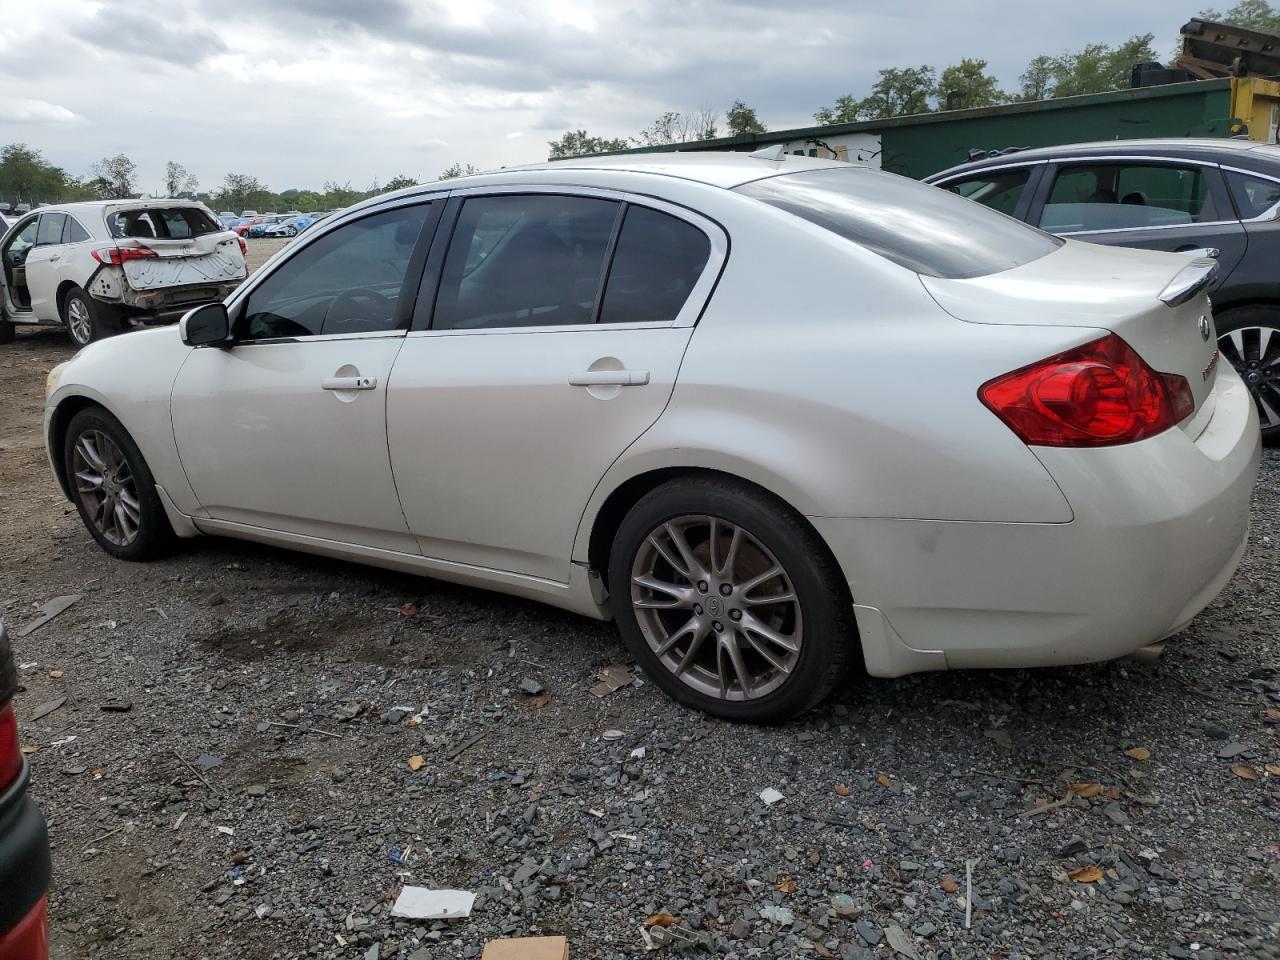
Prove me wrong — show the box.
[0,200,247,347]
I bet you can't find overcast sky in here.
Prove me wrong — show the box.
[0,0,1196,194]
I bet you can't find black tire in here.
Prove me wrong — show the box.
[0,319,13,345]
[1216,306,1280,446]
[61,286,120,349]
[63,406,175,561]
[608,475,856,723]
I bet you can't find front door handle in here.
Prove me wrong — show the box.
[49,254,60,262]
[322,375,377,391]
[568,369,650,387]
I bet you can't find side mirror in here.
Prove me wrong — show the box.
[180,302,232,347]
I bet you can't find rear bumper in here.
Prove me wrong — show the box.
[0,763,51,956]
[814,363,1261,676]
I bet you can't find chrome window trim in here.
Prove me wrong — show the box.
[224,329,408,348]
[425,183,729,334]
[929,159,1046,186]
[1218,163,1280,222]
[1056,219,1239,237]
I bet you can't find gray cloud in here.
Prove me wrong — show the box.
[68,7,227,65]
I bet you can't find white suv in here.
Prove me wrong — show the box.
[0,200,247,347]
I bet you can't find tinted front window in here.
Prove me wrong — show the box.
[433,194,619,330]
[36,214,66,246]
[1040,163,1219,232]
[1225,170,1280,219]
[599,206,711,324]
[736,168,1061,279]
[243,204,430,340]
[945,168,1032,217]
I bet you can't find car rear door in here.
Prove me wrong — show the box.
[1026,157,1248,287]
[24,213,67,320]
[385,188,726,582]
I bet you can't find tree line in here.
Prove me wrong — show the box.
[0,144,481,212]
[548,0,1280,158]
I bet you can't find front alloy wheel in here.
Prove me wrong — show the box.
[631,516,802,701]
[72,429,141,546]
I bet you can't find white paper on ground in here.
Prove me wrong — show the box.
[390,887,475,920]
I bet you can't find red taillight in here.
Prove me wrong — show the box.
[91,245,158,266]
[980,333,1195,447]
[0,703,20,791]
[238,236,247,256]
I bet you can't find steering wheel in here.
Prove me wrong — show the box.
[322,287,394,334]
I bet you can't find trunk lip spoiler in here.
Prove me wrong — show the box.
[1159,256,1219,307]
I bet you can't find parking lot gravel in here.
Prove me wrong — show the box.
[1,240,1277,959]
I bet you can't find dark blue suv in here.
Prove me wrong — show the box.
[928,138,1280,443]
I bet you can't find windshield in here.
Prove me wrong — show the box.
[735,166,1062,280]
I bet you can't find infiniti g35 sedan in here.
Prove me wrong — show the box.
[42,153,1261,722]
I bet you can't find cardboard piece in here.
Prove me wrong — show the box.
[482,936,569,960]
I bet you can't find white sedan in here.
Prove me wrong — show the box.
[42,153,1260,722]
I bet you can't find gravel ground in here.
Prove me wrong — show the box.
[1,243,1278,959]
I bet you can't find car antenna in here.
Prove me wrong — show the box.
[747,144,786,161]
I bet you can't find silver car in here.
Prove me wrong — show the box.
[42,153,1260,722]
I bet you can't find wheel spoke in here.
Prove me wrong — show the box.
[76,435,106,472]
[740,611,801,653]
[717,525,743,578]
[632,574,693,608]
[74,468,104,492]
[744,589,796,606]
[656,615,701,657]
[739,626,792,675]
[117,488,142,525]
[673,621,711,675]
[720,635,753,698]
[664,521,707,580]
[738,564,783,596]
[648,533,691,580]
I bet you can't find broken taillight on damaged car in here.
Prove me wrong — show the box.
[0,704,20,791]
[91,246,158,266]
[980,333,1195,447]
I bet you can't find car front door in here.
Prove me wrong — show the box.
[170,200,441,550]
[23,213,67,320]
[1027,159,1248,286]
[0,216,38,316]
[386,189,726,582]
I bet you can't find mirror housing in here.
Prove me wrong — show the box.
[180,302,232,347]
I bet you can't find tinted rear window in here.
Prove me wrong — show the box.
[736,167,1062,279]
[107,206,220,240]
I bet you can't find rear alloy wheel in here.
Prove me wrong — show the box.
[285,226,297,237]
[609,477,855,723]
[62,287,118,348]
[1216,307,1280,445]
[63,407,174,560]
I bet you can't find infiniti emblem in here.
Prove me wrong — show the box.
[707,596,722,618]
[1198,315,1211,341]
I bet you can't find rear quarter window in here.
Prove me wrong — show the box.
[735,167,1062,279]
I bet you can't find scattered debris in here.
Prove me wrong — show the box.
[884,924,921,960]
[834,783,850,796]
[759,787,784,805]
[601,729,624,742]
[1068,864,1103,883]
[1231,764,1258,780]
[408,755,425,771]
[99,700,132,713]
[1217,741,1251,759]
[445,732,488,761]
[644,912,677,927]
[389,887,475,920]
[30,697,67,722]
[1124,747,1152,761]
[16,595,80,638]
[519,677,545,696]
[759,903,795,925]
[589,664,634,698]
[48,669,63,679]
[481,936,569,960]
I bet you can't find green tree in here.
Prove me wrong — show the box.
[814,66,936,124]
[439,163,481,180]
[725,99,767,135]
[321,181,365,208]
[87,153,138,200]
[213,172,268,212]
[383,174,420,191]
[163,160,199,198]
[1199,0,1280,32]
[0,143,70,204]
[1019,34,1158,100]
[547,130,631,159]
[633,110,719,146]
[936,58,1007,110]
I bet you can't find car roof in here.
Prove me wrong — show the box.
[18,198,211,217]
[928,137,1280,181]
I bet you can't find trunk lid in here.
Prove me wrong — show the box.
[118,233,246,291]
[921,239,1220,436]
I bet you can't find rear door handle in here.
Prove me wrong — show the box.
[568,369,650,387]
[322,376,377,390]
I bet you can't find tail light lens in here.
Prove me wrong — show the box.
[0,703,21,791]
[91,245,158,266]
[238,236,247,256]
[980,333,1195,447]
